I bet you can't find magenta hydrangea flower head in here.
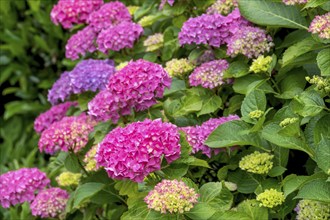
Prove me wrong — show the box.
[226,25,274,58]
[65,26,97,60]
[282,0,308,5]
[309,12,330,39]
[189,59,229,89]
[87,1,132,32]
[34,101,77,134]
[0,168,50,208]
[96,21,143,53]
[96,119,181,182]
[50,0,104,29]
[181,115,240,157]
[144,179,199,214]
[30,187,69,218]
[38,114,96,154]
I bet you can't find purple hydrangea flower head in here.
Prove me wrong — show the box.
[30,187,69,218]
[34,101,77,134]
[50,0,103,29]
[96,119,181,182]
[181,115,240,157]
[48,71,72,105]
[65,26,97,60]
[38,114,97,154]
[0,168,50,208]
[88,59,171,122]
[226,25,273,58]
[96,21,143,53]
[282,0,308,5]
[309,12,330,39]
[87,1,132,32]
[189,59,229,89]
[159,0,175,9]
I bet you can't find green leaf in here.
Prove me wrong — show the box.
[4,101,45,119]
[268,166,287,177]
[277,30,311,49]
[294,179,330,203]
[199,182,233,211]
[238,0,308,29]
[315,137,330,174]
[162,163,189,178]
[143,53,158,62]
[282,174,310,197]
[276,68,307,99]
[291,90,326,117]
[228,170,262,194]
[73,183,105,208]
[197,95,222,116]
[313,114,330,144]
[209,211,251,220]
[233,75,275,95]
[122,201,173,220]
[317,48,330,76]
[114,180,138,197]
[224,61,249,78]
[237,199,268,220]
[241,89,266,120]
[185,203,216,220]
[303,0,329,9]
[64,154,81,173]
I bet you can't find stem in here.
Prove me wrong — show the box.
[69,148,89,176]
[270,77,280,93]
[103,189,128,206]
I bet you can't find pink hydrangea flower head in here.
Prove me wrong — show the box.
[159,0,175,9]
[30,187,69,218]
[226,25,274,58]
[144,179,199,214]
[50,0,104,29]
[189,59,229,89]
[282,0,308,5]
[207,0,238,15]
[96,22,143,53]
[38,114,96,154]
[309,13,330,39]
[181,115,240,157]
[96,119,181,182]
[34,101,77,134]
[65,26,97,60]
[87,1,132,32]
[0,168,50,208]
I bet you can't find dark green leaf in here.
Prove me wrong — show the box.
[73,183,105,208]
[294,179,330,203]
[317,48,330,76]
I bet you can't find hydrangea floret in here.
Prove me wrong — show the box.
[308,12,330,39]
[30,187,69,218]
[0,168,50,208]
[206,0,238,15]
[249,55,273,73]
[294,199,330,220]
[165,58,195,78]
[189,59,229,89]
[239,151,274,174]
[56,172,82,187]
[256,189,285,208]
[34,101,77,134]
[144,33,164,52]
[127,6,140,15]
[279,117,299,127]
[249,110,264,119]
[96,119,181,182]
[282,0,309,5]
[306,75,330,95]
[144,179,199,214]
[84,145,100,172]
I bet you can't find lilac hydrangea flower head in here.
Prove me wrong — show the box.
[282,0,308,5]
[181,115,240,157]
[144,179,199,214]
[309,12,330,39]
[226,25,274,58]
[48,71,72,105]
[87,1,132,32]
[38,114,96,154]
[34,101,77,134]
[0,168,50,208]
[96,119,181,182]
[207,0,238,15]
[65,26,97,60]
[30,187,69,218]
[189,59,229,89]
[50,0,103,29]
[96,22,143,53]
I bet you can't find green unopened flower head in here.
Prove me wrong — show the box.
[56,172,81,187]
[138,15,158,27]
[306,75,330,95]
[249,110,264,119]
[295,199,330,220]
[249,55,272,73]
[279,117,299,127]
[165,58,195,78]
[127,6,139,15]
[143,33,164,52]
[83,145,99,172]
[116,61,129,71]
[256,189,285,208]
[239,151,274,174]
[206,0,238,15]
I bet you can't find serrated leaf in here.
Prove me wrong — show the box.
[237,199,268,220]
[228,170,262,194]
[276,69,307,99]
[73,183,105,208]
[224,61,249,78]
[233,75,275,95]
[197,95,222,116]
[199,182,233,211]
[303,0,329,9]
[121,201,173,220]
[315,137,330,174]
[241,90,266,120]
[185,203,216,220]
[291,90,326,117]
[294,179,330,203]
[209,211,251,220]
[317,48,330,76]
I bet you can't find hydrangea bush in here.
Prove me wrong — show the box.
[1,0,330,219]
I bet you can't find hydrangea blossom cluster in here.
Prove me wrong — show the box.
[282,0,308,5]
[181,115,240,157]
[165,58,195,78]
[249,55,273,73]
[306,75,330,95]
[159,0,175,10]
[207,0,238,15]
[256,189,285,208]
[308,12,330,39]
[30,188,69,218]
[279,117,299,127]
[84,145,100,172]
[88,60,171,122]
[189,60,229,89]
[50,0,103,29]
[48,59,115,105]
[87,2,132,32]
[144,33,164,52]
[249,110,264,119]
[38,114,96,154]
[239,151,274,174]
[34,101,77,134]
[56,172,82,187]
[144,179,199,214]
[96,119,181,182]
[294,199,330,220]
[0,168,50,208]
[97,22,143,53]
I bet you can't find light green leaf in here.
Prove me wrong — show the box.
[162,163,189,179]
[185,203,216,220]
[291,90,326,117]
[241,89,266,119]
[64,154,81,173]
[237,199,268,220]
[73,183,105,208]
[313,114,330,144]
[199,182,233,211]
[164,78,186,96]
[228,171,262,194]
[224,61,249,78]
[238,0,308,29]
[277,30,311,49]
[303,0,329,9]
[315,137,330,174]
[197,95,222,116]
[233,75,275,95]
[282,174,310,197]
[268,166,287,177]
[317,48,330,76]
[122,201,173,220]
[114,180,138,197]
[294,179,330,203]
